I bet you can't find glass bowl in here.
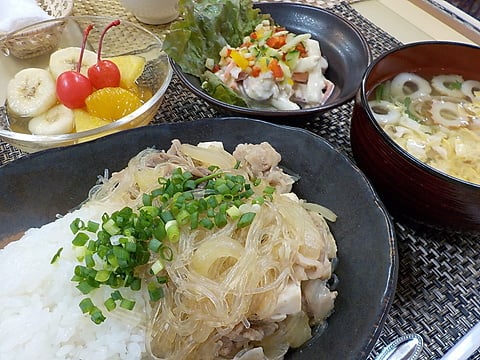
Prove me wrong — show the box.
[0,15,172,153]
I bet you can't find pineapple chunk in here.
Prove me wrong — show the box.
[73,109,111,132]
[107,55,146,89]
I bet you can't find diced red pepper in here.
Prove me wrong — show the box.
[268,58,283,78]
[251,66,261,77]
[266,35,287,49]
[240,40,252,48]
[250,32,258,39]
[296,43,307,57]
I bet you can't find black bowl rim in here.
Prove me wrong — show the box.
[358,40,480,190]
[171,2,372,118]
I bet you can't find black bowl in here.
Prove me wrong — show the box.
[0,118,396,359]
[351,41,480,231]
[172,2,372,121]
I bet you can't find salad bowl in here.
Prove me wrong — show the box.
[167,2,372,121]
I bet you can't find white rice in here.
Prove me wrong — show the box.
[0,203,148,360]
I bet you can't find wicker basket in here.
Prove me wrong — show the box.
[0,0,74,59]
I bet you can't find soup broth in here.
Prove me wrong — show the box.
[368,72,480,185]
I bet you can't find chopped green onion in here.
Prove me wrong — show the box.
[148,238,162,253]
[214,211,227,228]
[226,205,241,219]
[200,217,214,230]
[69,162,272,324]
[111,290,123,301]
[84,253,95,268]
[103,218,121,235]
[120,298,136,310]
[87,221,99,233]
[165,220,179,242]
[237,212,256,229]
[95,269,111,282]
[50,247,63,264]
[148,282,164,301]
[79,298,95,314]
[151,259,164,275]
[130,278,141,291]
[160,246,173,261]
[142,193,153,206]
[104,297,116,311]
[90,308,106,324]
[70,218,85,234]
[72,232,89,246]
[76,280,98,295]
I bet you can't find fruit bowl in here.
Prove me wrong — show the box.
[0,15,172,153]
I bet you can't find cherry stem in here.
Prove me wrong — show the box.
[77,24,94,73]
[97,20,121,62]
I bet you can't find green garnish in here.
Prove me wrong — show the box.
[375,83,385,102]
[403,96,419,121]
[162,0,268,106]
[62,166,274,324]
[50,247,63,264]
[446,80,462,90]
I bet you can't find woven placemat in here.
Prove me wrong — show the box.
[1,1,479,359]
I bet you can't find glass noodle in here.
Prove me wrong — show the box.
[86,140,338,360]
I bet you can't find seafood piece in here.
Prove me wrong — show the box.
[431,74,464,98]
[368,100,401,125]
[430,100,468,128]
[461,79,480,101]
[390,72,432,100]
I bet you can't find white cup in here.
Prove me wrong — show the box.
[120,0,179,25]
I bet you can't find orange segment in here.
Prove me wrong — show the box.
[107,55,146,89]
[85,87,143,121]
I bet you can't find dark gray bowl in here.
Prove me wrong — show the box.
[172,2,372,121]
[0,118,396,359]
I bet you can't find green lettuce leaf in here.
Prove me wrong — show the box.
[162,0,268,78]
[201,71,248,107]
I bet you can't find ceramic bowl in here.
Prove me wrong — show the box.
[171,2,371,121]
[0,15,172,153]
[350,41,480,231]
[0,117,397,360]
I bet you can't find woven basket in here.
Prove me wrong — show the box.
[0,0,74,59]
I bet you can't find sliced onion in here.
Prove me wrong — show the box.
[180,143,237,168]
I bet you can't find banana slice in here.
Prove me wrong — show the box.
[28,104,75,135]
[49,47,98,79]
[6,68,57,118]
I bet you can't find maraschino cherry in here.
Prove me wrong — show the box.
[87,20,122,89]
[56,24,94,109]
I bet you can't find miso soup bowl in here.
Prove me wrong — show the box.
[350,41,480,231]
